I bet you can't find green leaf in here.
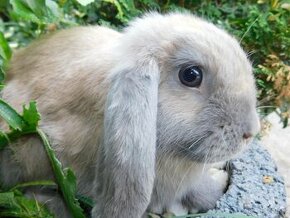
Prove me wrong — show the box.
[0,130,9,150]
[0,192,17,208]
[64,168,77,196]
[0,32,12,62]
[9,0,59,24]
[0,66,5,84]
[103,0,126,21]
[22,0,46,17]
[118,0,136,11]
[22,101,40,131]
[9,0,41,23]
[37,128,85,218]
[0,191,53,218]
[76,0,95,6]
[46,0,60,20]
[0,99,25,130]
[0,0,9,9]
[0,101,40,150]
[76,194,94,209]
[10,180,57,191]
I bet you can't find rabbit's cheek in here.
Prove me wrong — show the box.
[188,136,240,163]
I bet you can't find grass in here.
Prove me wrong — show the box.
[0,100,85,217]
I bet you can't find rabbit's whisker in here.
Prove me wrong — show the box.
[188,131,213,150]
[201,144,214,176]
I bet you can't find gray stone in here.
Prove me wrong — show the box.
[206,141,287,218]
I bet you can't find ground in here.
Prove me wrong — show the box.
[261,113,290,217]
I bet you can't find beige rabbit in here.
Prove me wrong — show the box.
[0,12,260,217]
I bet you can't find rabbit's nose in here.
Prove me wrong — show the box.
[243,132,252,139]
[243,110,261,140]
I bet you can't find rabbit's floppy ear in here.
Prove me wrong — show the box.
[96,58,159,217]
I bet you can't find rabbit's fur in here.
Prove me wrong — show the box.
[0,13,260,217]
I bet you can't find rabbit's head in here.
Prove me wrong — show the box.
[105,13,260,166]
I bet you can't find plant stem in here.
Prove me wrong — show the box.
[37,128,85,218]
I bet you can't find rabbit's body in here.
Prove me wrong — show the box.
[0,13,260,218]
[0,27,120,217]
[0,26,119,195]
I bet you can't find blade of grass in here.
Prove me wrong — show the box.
[37,128,85,218]
[76,194,95,209]
[9,180,57,191]
[0,99,25,130]
[0,100,85,217]
[0,191,53,218]
[0,130,10,149]
[0,101,40,150]
[0,129,37,151]
[0,32,12,62]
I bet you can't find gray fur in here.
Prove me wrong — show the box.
[0,13,260,217]
[93,61,159,217]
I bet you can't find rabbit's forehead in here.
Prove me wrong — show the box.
[125,13,255,91]
[163,35,254,85]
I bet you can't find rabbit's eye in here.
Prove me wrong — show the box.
[179,66,203,87]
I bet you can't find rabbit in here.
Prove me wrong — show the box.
[0,12,260,218]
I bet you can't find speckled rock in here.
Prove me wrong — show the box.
[207,141,287,218]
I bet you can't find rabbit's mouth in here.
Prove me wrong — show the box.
[156,91,259,164]
[167,127,251,164]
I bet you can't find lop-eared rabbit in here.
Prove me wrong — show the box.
[0,12,260,217]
